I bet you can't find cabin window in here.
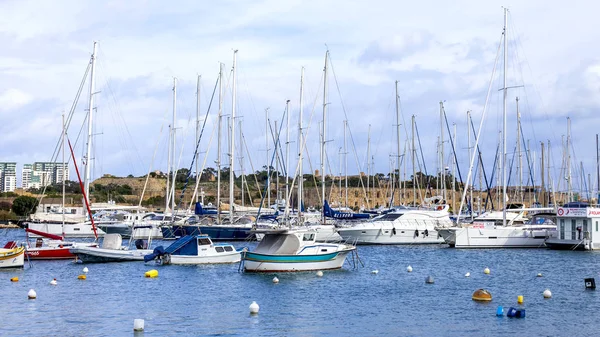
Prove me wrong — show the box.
[571,220,577,240]
[215,246,225,253]
[583,219,588,234]
[596,221,599,232]
[198,238,211,245]
[224,246,233,252]
[303,234,315,241]
[559,219,564,240]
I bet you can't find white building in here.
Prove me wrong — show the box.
[0,162,17,192]
[23,162,69,190]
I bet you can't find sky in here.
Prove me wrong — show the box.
[1,0,599,196]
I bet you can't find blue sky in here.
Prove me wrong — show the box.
[1,0,599,196]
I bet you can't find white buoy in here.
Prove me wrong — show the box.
[465,272,471,277]
[50,278,57,286]
[316,271,324,277]
[537,273,543,277]
[272,277,279,284]
[484,267,490,275]
[249,301,260,314]
[83,267,89,274]
[371,270,379,275]
[28,289,37,299]
[133,319,145,331]
[407,265,413,272]
[543,289,552,298]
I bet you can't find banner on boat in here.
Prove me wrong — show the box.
[557,207,587,217]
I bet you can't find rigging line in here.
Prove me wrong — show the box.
[255,103,288,220]
[458,28,503,221]
[138,123,165,208]
[470,115,495,210]
[442,106,465,198]
[188,107,218,210]
[175,74,220,210]
[519,122,536,193]
[241,130,261,206]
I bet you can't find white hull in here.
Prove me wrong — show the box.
[167,252,241,264]
[27,222,106,238]
[243,250,352,272]
[0,247,25,268]
[443,226,555,248]
[311,225,342,242]
[70,246,153,262]
[338,226,443,244]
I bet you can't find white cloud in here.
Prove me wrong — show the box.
[0,88,33,111]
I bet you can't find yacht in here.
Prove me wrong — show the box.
[336,205,452,244]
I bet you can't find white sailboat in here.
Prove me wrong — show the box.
[436,9,557,248]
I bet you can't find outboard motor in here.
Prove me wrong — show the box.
[135,239,147,249]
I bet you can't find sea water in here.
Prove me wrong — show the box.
[2,228,599,336]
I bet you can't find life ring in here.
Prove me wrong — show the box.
[436,206,444,211]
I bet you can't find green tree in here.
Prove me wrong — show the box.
[12,196,39,216]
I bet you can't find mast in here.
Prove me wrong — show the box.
[344,120,348,207]
[62,113,66,235]
[285,99,290,218]
[275,120,279,207]
[501,7,508,226]
[567,117,572,202]
[597,134,599,204]
[411,115,416,206]
[195,75,201,203]
[395,81,401,206]
[452,122,457,211]
[239,120,244,207]
[297,68,304,218]
[321,51,329,222]
[516,97,522,202]
[217,63,223,224]
[265,108,271,208]
[170,77,177,217]
[541,142,546,207]
[467,110,473,218]
[440,102,446,202]
[367,124,371,204]
[230,50,238,224]
[83,41,97,211]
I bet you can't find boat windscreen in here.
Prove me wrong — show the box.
[375,213,403,221]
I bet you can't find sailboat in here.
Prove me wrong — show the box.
[435,9,557,248]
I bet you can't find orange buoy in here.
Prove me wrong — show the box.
[10,276,19,282]
[78,274,87,280]
[472,289,492,302]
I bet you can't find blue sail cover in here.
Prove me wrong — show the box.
[195,202,218,215]
[143,235,198,262]
[323,200,370,220]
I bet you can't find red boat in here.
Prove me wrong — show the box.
[25,228,98,260]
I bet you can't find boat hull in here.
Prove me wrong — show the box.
[27,222,106,238]
[162,225,254,241]
[338,227,443,244]
[166,252,241,265]
[242,249,352,272]
[0,247,25,268]
[545,238,587,251]
[70,247,153,263]
[448,227,554,248]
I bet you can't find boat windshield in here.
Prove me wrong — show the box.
[374,213,403,222]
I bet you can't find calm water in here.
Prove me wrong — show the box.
[2,228,599,336]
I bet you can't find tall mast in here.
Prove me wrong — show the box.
[452,122,457,211]
[170,77,177,216]
[596,134,599,203]
[344,120,348,207]
[367,124,371,204]
[297,68,304,217]
[229,50,238,224]
[275,120,279,206]
[467,110,473,218]
[62,113,66,233]
[239,120,244,207]
[285,99,290,218]
[83,41,97,210]
[195,75,201,203]
[439,101,445,202]
[217,63,223,223]
[541,142,545,207]
[411,115,416,206]
[321,51,329,222]
[516,97,522,202]
[502,7,508,226]
[265,108,270,208]
[567,117,572,202]
[395,81,401,206]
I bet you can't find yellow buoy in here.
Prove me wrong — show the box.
[472,289,492,302]
[145,269,158,278]
[517,295,524,304]
[78,274,87,280]
[484,267,490,275]
[10,276,19,282]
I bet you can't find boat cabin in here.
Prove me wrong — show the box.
[554,204,600,250]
